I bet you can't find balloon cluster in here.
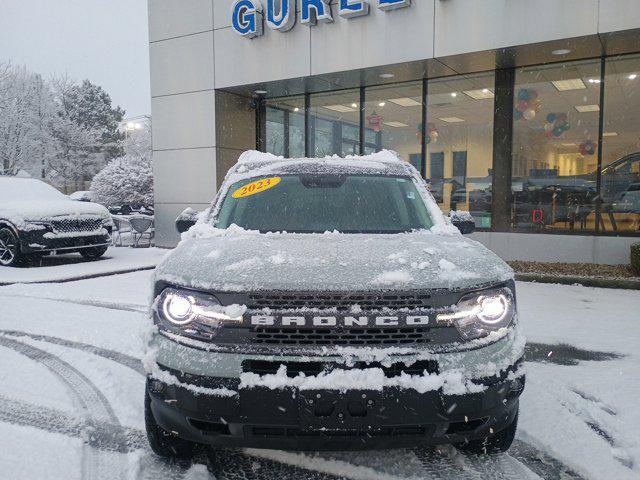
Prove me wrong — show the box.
[514,89,541,121]
[543,113,571,138]
[366,111,383,133]
[425,122,439,144]
[579,139,596,156]
[417,122,439,144]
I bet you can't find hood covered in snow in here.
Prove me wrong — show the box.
[0,200,110,225]
[156,226,513,293]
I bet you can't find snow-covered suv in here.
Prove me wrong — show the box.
[0,177,112,267]
[145,151,525,457]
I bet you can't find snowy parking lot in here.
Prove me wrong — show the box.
[0,268,638,480]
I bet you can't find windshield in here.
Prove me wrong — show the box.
[0,178,66,203]
[216,174,433,234]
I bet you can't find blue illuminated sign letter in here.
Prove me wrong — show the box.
[266,0,296,31]
[378,0,411,11]
[339,0,369,19]
[301,0,333,26]
[231,0,264,38]
[232,0,413,37]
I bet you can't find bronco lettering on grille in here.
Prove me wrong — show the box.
[250,315,430,327]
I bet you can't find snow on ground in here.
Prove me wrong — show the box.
[0,246,168,285]
[0,274,638,479]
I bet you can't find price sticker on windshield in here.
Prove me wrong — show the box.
[232,177,281,198]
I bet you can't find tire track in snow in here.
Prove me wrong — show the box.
[0,395,192,480]
[0,330,144,375]
[211,449,347,480]
[564,389,634,470]
[414,442,585,480]
[413,446,474,479]
[0,292,147,313]
[509,439,585,480]
[0,336,120,480]
[0,394,145,453]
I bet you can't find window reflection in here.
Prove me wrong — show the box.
[602,55,640,234]
[426,73,495,228]
[265,96,305,157]
[511,61,601,232]
[309,90,360,157]
[364,82,423,170]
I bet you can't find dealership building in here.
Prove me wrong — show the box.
[148,0,640,264]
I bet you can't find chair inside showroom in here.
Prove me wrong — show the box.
[129,217,154,248]
[112,217,132,246]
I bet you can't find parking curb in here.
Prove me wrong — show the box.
[515,273,640,290]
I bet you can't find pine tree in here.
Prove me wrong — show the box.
[62,79,125,161]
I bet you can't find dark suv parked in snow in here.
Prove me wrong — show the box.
[145,151,525,457]
[0,177,113,267]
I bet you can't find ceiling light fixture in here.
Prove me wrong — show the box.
[383,121,409,128]
[552,48,571,56]
[293,107,300,112]
[439,116,465,123]
[551,79,586,91]
[464,89,494,100]
[388,97,422,107]
[351,103,358,108]
[254,90,267,95]
[450,92,458,98]
[588,78,601,84]
[629,74,638,80]
[603,132,618,137]
[323,104,356,113]
[379,73,395,79]
[378,102,386,107]
[575,104,600,113]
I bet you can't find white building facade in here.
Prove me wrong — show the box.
[148,0,640,264]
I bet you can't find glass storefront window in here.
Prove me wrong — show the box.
[364,82,423,170]
[265,96,305,157]
[426,73,495,228]
[601,55,640,234]
[511,61,601,232]
[309,89,360,157]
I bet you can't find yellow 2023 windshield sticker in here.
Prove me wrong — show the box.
[232,177,281,199]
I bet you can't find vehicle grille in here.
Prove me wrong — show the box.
[51,218,102,234]
[252,326,435,346]
[247,292,433,311]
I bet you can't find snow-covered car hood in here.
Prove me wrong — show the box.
[0,200,110,226]
[156,226,513,293]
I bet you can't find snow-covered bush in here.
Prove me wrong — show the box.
[91,154,153,208]
[632,242,640,276]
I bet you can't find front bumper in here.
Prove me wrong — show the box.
[146,330,525,451]
[148,374,522,451]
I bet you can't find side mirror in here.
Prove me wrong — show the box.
[175,208,199,233]
[449,210,476,235]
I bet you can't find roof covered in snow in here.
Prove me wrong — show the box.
[227,150,414,184]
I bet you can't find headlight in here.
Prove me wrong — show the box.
[156,288,244,340]
[436,287,515,341]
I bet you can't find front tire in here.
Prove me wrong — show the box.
[0,227,21,267]
[456,406,519,455]
[145,385,198,460]
[80,245,109,260]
